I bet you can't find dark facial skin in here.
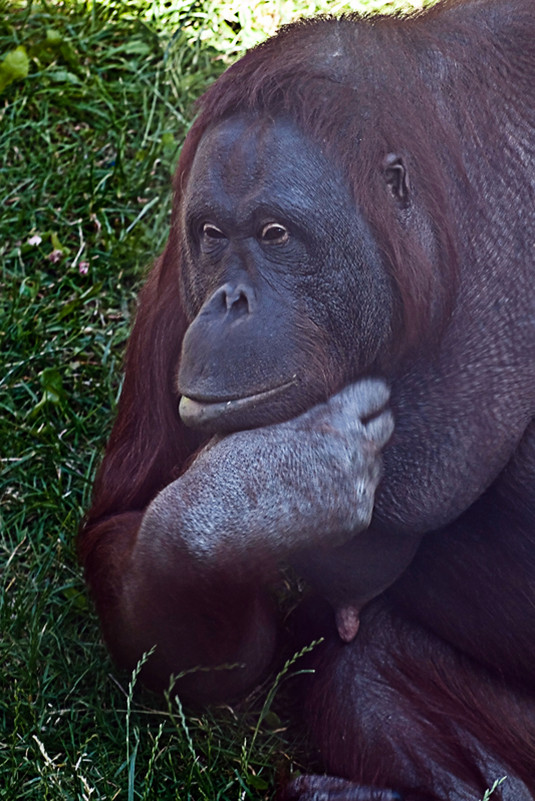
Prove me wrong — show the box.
[177,115,393,433]
[80,4,535,798]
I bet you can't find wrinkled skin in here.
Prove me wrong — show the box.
[80,1,535,799]
[177,116,393,433]
[122,380,393,699]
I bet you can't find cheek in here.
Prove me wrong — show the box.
[305,237,394,371]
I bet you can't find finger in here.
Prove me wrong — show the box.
[328,380,390,428]
[364,409,395,448]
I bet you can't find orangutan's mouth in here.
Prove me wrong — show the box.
[178,378,297,430]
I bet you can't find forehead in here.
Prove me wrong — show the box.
[184,115,352,215]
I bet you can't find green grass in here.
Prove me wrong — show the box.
[1,0,426,798]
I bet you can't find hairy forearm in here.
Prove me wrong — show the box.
[86,381,392,700]
[100,511,279,702]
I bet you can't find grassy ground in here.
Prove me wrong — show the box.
[1,0,425,798]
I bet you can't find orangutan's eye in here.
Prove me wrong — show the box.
[202,223,226,240]
[259,222,289,244]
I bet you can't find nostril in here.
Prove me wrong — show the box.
[222,283,255,317]
[202,282,256,322]
[226,288,248,312]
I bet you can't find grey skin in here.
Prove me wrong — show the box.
[131,380,393,643]
[176,113,535,642]
[113,77,535,797]
[125,110,535,688]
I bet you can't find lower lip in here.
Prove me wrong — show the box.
[179,378,297,429]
